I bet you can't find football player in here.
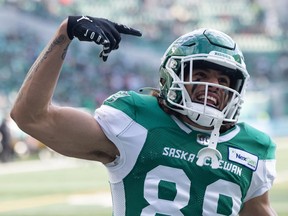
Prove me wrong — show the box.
[11,16,277,215]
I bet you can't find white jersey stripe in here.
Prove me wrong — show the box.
[95,105,148,183]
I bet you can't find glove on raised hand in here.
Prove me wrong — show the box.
[67,16,142,61]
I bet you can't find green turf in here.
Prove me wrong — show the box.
[0,160,111,216]
[0,205,111,216]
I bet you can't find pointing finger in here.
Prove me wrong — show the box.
[114,23,142,37]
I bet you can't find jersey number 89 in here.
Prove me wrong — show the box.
[141,165,242,215]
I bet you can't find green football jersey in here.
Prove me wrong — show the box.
[94,91,276,216]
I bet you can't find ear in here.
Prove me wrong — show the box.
[160,78,166,86]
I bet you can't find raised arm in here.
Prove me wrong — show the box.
[10,17,141,163]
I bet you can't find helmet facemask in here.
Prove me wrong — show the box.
[162,54,248,128]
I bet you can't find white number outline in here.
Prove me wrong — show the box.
[141,166,242,215]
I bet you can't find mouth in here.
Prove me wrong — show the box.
[195,94,219,108]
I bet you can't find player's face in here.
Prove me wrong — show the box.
[185,68,231,111]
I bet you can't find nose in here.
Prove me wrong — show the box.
[206,77,220,92]
[207,76,219,84]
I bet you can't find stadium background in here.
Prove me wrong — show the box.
[0,0,287,215]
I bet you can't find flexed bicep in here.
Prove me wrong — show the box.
[27,105,119,163]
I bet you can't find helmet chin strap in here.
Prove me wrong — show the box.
[196,119,223,169]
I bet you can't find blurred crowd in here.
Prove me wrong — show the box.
[0,118,14,162]
[0,26,154,109]
[0,0,288,162]
[1,0,288,106]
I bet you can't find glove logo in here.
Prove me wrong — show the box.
[77,16,93,23]
[67,15,142,61]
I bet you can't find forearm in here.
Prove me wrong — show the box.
[11,20,71,125]
[11,16,142,129]
[239,206,277,216]
[239,192,278,216]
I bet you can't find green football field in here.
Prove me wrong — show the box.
[0,137,287,216]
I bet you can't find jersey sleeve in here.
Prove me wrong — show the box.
[244,136,277,201]
[95,91,137,144]
[94,91,148,183]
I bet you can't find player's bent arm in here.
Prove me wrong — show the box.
[20,105,118,163]
[239,191,277,216]
[10,19,119,163]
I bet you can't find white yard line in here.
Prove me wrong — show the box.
[0,158,90,175]
[67,192,112,207]
[0,192,112,213]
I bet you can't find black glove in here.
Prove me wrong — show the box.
[67,16,142,61]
